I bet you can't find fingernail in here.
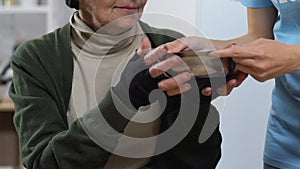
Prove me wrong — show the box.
[149,68,159,78]
[185,72,192,80]
[161,45,169,51]
[137,49,142,55]
[202,89,211,96]
[182,83,191,91]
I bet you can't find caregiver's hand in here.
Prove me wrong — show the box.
[216,38,300,82]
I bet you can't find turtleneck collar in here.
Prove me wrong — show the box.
[70,11,144,58]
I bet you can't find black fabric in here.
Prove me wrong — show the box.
[140,76,221,169]
[65,0,79,9]
[194,67,238,104]
[264,163,281,169]
[195,77,212,104]
[147,129,221,169]
[147,102,222,169]
[112,52,167,110]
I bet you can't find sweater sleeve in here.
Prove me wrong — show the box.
[9,32,163,169]
[9,40,119,169]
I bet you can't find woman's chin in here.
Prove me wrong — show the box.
[99,15,140,35]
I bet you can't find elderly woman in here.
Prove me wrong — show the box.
[9,0,221,168]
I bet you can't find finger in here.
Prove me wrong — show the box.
[224,79,238,95]
[214,46,239,58]
[201,87,212,96]
[215,45,255,59]
[158,72,192,91]
[216,71,247,96]
[164,38,191,53]
[235,64,256,75]
[166,83,191,96]
[208,43,236,57]
[238,65,276,82]
[215,85,227,96]
[233,58,256,67]
[144,45,168,65]
[216,81,236,96]
[137,37,151,55]
[149,55,183,78]
[234,71,248,87]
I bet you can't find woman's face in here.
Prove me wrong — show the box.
[79,0,147,34]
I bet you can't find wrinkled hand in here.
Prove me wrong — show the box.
[144,37,246,97]
[144,37,211,96]
[112,38,167,110]
[142,48,191,96]
[216,38,300,82]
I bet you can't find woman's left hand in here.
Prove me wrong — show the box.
[216,38,300,82]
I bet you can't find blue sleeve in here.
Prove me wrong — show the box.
[239,0,274,8]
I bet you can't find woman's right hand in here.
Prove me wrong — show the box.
[143,37,208,96]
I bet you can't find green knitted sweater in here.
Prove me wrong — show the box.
[9,22,221,169]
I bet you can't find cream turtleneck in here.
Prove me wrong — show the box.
[68,11,144,123]
[68,12,160,169]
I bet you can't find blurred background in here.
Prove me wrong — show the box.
[0,0,274,169]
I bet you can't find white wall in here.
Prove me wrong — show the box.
[0,14,47,68]
[142,0,197,36]
[47,0,74,32]
[0,0,74,69]
[198,1,274,169]
[144,1,274,169]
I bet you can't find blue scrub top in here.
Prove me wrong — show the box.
[239,0,300,168]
